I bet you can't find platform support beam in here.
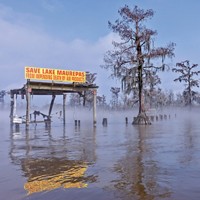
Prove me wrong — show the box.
[48,94,56,120]
[93,90,97,126]
[26,90,31,126]
[10,93,14,125]
[63,94,67,125]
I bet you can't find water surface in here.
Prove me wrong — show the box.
[1,109,200,200]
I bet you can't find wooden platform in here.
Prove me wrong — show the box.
[10,80,98,96]
[10,80,98,126]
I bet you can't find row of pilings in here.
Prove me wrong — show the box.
[12,113,176,132]
[102,113,176,126]
[52,113,175,127]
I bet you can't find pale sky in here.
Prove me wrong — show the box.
[1,0,200,101]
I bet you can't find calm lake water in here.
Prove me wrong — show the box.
[1,108,200,200]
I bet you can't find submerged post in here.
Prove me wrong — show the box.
[102,118,107,126]
[93,89,97,126]
[63,94,66,125]
[125,117,128,124]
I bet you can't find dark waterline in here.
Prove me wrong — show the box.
[1,109,200,200]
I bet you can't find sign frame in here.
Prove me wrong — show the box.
[25,66,86,83]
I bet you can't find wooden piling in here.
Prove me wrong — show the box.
[150,116,154,121]
[45,119,51,129]
[156,116,159,121]
[10,94,14,125]
[75,120,80,127]
[93,90,97,126]
[63,94,66,125]
[15,123,20,132]
[48,94,56,119]
[26,89,30,126]
[125,117,128,124]
[102,118,107,126]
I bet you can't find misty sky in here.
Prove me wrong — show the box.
[1,0,200,101]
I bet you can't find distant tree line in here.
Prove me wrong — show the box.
[67,85,200,110]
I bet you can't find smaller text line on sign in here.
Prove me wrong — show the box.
[25,67,86,83]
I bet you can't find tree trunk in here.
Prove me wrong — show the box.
[138,64,142,114]
[132,35,151,125]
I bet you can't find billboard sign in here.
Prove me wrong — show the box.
[25,66,86,83]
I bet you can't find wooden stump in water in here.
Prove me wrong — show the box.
[156,116,159,121]
[15,123,20,132]
[150,116,154,121]
[102,118,107,126]
[75,120,81,127]
[125,117,128,124]
[45,119,51,129]
[132,112,151,125]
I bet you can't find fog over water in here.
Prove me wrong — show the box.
[0,106,200,200]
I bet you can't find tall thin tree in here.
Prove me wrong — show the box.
[172,60,200,106]
[102,5,175,124]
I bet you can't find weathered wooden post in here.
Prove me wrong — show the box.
[150,116,154,121]
[125,117,128,124]
[93,89,97,126]
[48,94,56,120]
[45,118,51,130]
[102,118,107,126]
[10,92,14,125]
[15,123,20,132]
[63,94,67,125]
[156,116,159,121]
[26,87,31,126]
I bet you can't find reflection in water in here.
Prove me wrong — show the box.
[113,126,171,200]
[9,124,97,195]
[23,158,88,194]
[180,119,196,164]
[6,111,200,200]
